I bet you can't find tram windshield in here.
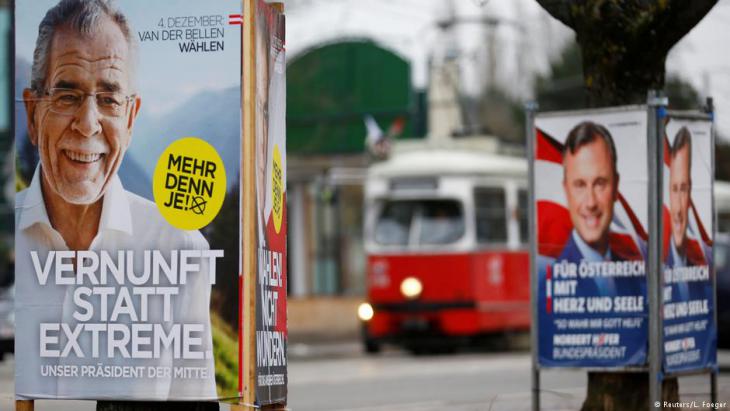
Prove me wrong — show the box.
[375,199,464,246]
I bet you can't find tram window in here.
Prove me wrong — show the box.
[375,201,415,245]
[475,187,507,243]
[374,200,464,246]
[419,201,464,245]
[518,189,528,244]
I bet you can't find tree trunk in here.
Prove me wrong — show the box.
[578,35,666,107]
[534,1,718,409]
[538,0,718,107]
[580,372,678,411]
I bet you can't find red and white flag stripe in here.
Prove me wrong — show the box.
[229,14,243,25]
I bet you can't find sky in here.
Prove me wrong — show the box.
[285,0,569,96]
[5,0,730,136]
[284,0,730,139]
[666,0,730,136]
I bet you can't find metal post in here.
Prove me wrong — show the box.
[707,96,718,404]
[647,90,668,407]
[242,0,258,406]
[15,400,34,411]
[525,101,539,411]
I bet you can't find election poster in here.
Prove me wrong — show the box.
[14,0,242,400]
[253,0,288,404]
[534,107,649,367]
[661,116,716,373]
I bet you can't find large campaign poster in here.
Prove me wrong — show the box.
[535,108,649,367]
[661,117,716,373]
[14,0,241,400]
[253,0,287,404]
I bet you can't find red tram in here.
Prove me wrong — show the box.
[358,139,531,353]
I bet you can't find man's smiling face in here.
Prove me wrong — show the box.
[563,137,618,255]
[670,145,691,251]
[25,17,140,205]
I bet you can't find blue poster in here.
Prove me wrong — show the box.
[661,117,716,373]
[535,108,649,367]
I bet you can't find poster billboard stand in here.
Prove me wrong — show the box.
[243,0,287,408]
[647,90,667,408]
[12,0,286,409]
[9,0,29,408]
[528,92,718,410]
[710,97,718,406]
[525,100,540,411]
[241,0,258,407]
[526,101,655,410]
[660,102,718,405]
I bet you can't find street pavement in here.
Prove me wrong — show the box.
[1,345,729,410]
[287,345,730,410]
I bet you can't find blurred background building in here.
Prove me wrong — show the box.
[282,0,576,341]
[282,0,730,342]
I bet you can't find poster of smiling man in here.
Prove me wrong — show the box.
[661,117,715,374]
[534,107,649,367]
[14,0,242,400]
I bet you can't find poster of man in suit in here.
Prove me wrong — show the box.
[534,108,648,367]
[662,118,715,373]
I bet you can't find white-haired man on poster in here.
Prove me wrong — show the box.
[15,0,217,400]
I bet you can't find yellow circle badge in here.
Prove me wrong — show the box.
[153,137,227,230]
[271,144,283,234]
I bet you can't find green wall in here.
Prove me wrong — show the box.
[287,40,419,155]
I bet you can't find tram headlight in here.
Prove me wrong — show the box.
[357,302,374,322]
[400,277,423,300]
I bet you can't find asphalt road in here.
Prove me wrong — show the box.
[288,348,585,410]
[2,346,730,411]
[287,347,730,410]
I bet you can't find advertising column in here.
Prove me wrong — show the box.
[534,108,649,367]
